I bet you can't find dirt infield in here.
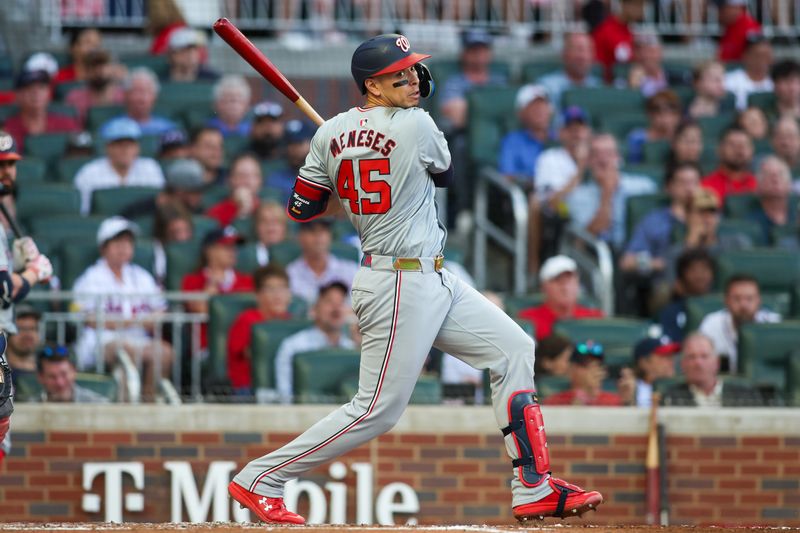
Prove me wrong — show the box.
[2,524,799,533]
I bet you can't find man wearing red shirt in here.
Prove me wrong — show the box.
[592,0,645,82]
[227,264,292,393]
[3,70,80,152]
[518,255,603,340]
[717,0,762,62]
[206,154,262,227]
[544,341,623,406]
[701,126,757,202]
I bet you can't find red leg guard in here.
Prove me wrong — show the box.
[503,390,551,487]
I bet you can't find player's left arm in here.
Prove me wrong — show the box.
[417,110,453,188]
[288,127,335,221]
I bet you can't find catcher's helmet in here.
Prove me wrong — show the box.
[351,34,434,97]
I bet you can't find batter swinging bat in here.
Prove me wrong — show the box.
[213,18,325,127]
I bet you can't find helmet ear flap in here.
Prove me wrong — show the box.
[414,63,435,98]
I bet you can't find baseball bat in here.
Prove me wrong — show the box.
[212,18,325,126]
[645,393,661,525]
[657,422,670,526]
[0,200,22,239]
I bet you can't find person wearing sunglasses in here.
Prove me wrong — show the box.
[35,345,109,404]
[544,341,623,406]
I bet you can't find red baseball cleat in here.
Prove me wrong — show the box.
[228,481,306,525]
[513,477,603,521]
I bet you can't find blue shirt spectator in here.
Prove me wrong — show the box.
[625,207,680,258]
[119,67,179,137]
[497,85,553,181]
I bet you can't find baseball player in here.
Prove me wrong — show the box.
[228,35,603,523]
[0,131,54,463]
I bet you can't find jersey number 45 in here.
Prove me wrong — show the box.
[336,158,392,215]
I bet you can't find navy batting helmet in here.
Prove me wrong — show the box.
[351,34,434,97]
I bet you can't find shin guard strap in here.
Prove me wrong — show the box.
[555,487,569,516]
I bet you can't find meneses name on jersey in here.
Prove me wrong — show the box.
[329,128,397,158]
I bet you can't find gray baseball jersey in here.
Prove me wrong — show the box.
[235,104,553,511]
[0,226,15,334]
[297,106,450,257]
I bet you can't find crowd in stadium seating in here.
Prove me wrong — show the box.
[2,0,799,407]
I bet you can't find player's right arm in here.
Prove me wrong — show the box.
[287,125,335,221]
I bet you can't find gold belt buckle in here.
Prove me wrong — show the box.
[393,257,422,271]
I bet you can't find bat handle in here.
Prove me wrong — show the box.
[295,96,325,126]
[0,203,22,239]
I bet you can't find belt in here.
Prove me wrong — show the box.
[361,253,444,273]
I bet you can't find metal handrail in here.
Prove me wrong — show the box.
[473,167,528,295]
[560,226,615,316]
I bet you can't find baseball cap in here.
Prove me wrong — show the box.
[15,69,51,89]
[165,158,205,191]
[633,336,681,362]
[67,131,94,151]
[23,52,59,76]
[571,341,604,364]
[562,105,589,125]
[97,216,139,246]
[284,120,315,143]
[168,27,205,51]
[744,31,769,49]
[0,131,22,162]
[253,101,284,120]
[539,255,578,283]
[202,226,244,247]
[101,117,142,143]
[691,188,720,211]
[15,303,42,321]
[461,28,493,49]
[515,84,548,111]
[159,129,189,153]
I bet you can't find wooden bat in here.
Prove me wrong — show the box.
[645,393,661,525]
[212,18,325,126]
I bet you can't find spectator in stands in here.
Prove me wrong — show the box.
[750,156,796,244]
[620,162,702,290]
[22,52,59,80]
[737,107,770,141]
[439,29,506,132]
[626,32,690,97]
[64,50,125,126]
[497,84,552,183]
[287,219,358,305]
[618,336,680,407]
[769,60,800,122]
[701,126,756,202]
[248,101,285,161]
[227,264,293,395]
[626,89,682,164]
[724,33,774,111]
[770,117,800,177]
[698,274,780,374]
[687,61,731,119]
[534,107,592,208]
[681,188,752,252]
[266,120,315,200]
[716,0,762,62]
[74,117,165,215]
[537,31,601,109]
[3,70,80,152]
[148,1,188,55]
[65,131,95,158]
[567,133,657,248]
[275,282,354,403]
[72,217,174,401]
[250,201,289,267]
[122,158,205,219]
[666,120,704,170]
[165,27,219,82]
[151,202,194,288]
[658,248,716,342]
[34,345,109,403]
[544,341,622,406]
[118,67,179,136]
[661,332,763,407]
[190,126,225,185]
[591,0,645,82]
[6,305,42,391]
[518,255,603,340]
[207,75,252,138]
[206,153,262,226]
[158,129,191,160]
[533,334,572,378]
[53,27,102,85]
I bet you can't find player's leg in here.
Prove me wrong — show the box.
[232,268,451,522]
[433,270,602,520]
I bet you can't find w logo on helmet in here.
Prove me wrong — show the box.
[395,35,410,53]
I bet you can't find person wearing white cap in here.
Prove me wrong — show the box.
[165,27,219,83]
[71,216,173,401]
[497,84,553,182]
[518,255,603,341]
[74,116,165,215]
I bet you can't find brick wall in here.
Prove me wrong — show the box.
[2,418,799,525]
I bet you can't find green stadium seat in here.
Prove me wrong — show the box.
[250,319,316,391]
[717,218,767,246]
[75,372,118,401]
[260,186,287,204]
[771,225,798,247]
[625,193,670,242]
[267,241,301,266]
[165,240,201,291]
[262,160,288,179]
[24,133,69,163]
[54,80,86,101]
[223,135,249,161]
[16,184,81,226]
[236,243,262,273]
[60,239,156,289]
[231,217,256,242]
[293,348,361,403]
[182,108,214,130]
[642,140,670,165]
[622,163,667,184]
[16,157,47,182]
[562,87,643,124]
[723,193,758,218]
[600,112,647,141]
[553,318,650,370]
[467,85,519,168]
[86,105,125,131]
[119,53,169,77]
[56,156,93,183]
[738,322,800,403]
[339,373,441,404]
[535,375,571,400]
[715,248,800,295]
[684,292,791,333]
[787,351,800,407]
[207,293,258,383]
[201,184,229,210]
[698,114,735,142]
[157,82,215,113]
[747,92,775,112]
[91,186,161,216]
[29,215,102,249]
[193,215,222,239]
